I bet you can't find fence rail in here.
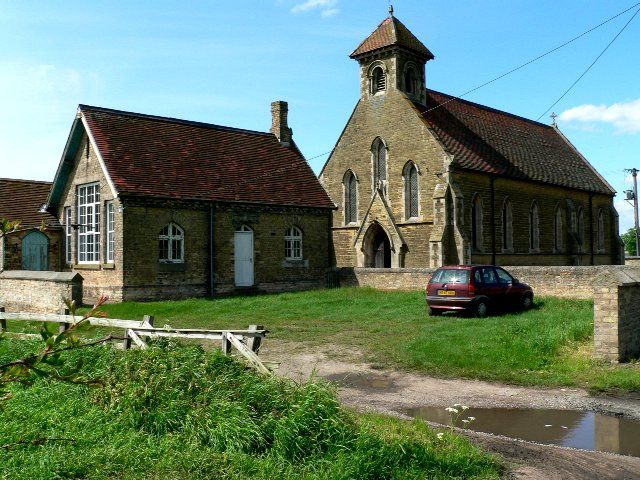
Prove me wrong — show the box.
[0,306,270,374]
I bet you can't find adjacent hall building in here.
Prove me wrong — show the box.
[42,101,335,302]
[319,11,623,269]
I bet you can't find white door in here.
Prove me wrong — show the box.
[234,228,254,286]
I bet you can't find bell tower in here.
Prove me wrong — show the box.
[350,7,434,105]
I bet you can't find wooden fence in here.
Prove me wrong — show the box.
[0,306,270,374]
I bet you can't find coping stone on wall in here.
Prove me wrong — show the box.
[0,270,83,283]
[593,268,640,287]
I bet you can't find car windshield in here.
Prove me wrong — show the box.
[431,269,469,284]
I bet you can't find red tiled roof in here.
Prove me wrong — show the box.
[0,179,61,228]
[417,90,614,194]
[79,106,335,209]
[351,16,434,60]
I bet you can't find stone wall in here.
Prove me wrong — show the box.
[338,265,640,300]
[593,270,640,362]
[1,228,63,272]
[0,270,82,313]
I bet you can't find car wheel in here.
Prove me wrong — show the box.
[428,307,442,317]
[475,300,488,318]
[521,293,533,310]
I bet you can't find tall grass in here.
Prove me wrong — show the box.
[0,339,501,479]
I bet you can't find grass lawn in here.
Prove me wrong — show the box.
[93,287,640,393]
[0,339,502,479]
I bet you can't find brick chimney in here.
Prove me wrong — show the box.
[270,101,293,147]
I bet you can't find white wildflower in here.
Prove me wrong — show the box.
[436,432,444,440]
[467,416,476,421]
[445,407,459,414]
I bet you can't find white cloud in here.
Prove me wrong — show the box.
[291,0,339,17]
[559,99,640,134]
[321,8,339,17]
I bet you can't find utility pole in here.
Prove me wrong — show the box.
[624,168,640,256]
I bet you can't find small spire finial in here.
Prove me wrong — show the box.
[550,112,558,127]
[389,4,394,16]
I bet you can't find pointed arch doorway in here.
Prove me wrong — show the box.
[363,223,391,268]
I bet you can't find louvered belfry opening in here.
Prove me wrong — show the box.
[372,66,386,94]
[345,172,357,224]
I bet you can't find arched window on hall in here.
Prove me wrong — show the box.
[529,201,540,252]
[404,66,417,94]
[159,223,184,263]
[577,206,585,251]
[502,198,513,253]
[471,194,483,251]
[285,226,303,260]
[371,66,386,94]
[372,138,387,195]
[403,162,419,219]
[343,170,358,224]
[597,209,606,253]
[553,204,564,252]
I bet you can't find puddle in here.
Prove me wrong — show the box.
[324,372,396,391]
[405,406,640,458]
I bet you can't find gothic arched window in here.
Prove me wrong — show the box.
[403,162,419,219]
[598,209,606,252]
[372,138,387,195]
[371,66,386,94]
[343,171,358,224]
[471,194,483,251]
[159,223,184,263]
[529,201,540,252]
[502,198,513,252]
[553,204,563,252]
[577,206,585,250]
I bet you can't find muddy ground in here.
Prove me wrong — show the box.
[262,340,640,480]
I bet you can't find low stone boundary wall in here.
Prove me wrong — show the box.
[0,270,83,313]
[338,265,640,300]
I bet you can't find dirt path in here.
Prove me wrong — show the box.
[262,340,640,480]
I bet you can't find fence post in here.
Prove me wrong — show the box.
[0,306,6,334]
[123,330,132,350]
[247,325,264,353]
[143,315,155,328]
[59,307,70,334]
[221,332,231,355]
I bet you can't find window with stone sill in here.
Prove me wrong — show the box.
[284,226,303,261]
[159,223,184,263]
[77,183,101,264]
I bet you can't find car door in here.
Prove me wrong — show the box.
[476,267,501,302]
[493,267,515,306]
[495,267,519,306]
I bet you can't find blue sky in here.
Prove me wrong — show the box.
[1,1,639,231]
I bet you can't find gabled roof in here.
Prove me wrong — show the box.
[416,90,615,195]
[350,16,434,60]
[51,106,335,209]
[0,178,61,228]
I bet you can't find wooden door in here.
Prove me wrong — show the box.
[234,227,254,286]
[22,231,49,271]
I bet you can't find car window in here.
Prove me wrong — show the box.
[431,269,469,284]
[478,267,498,284]
[495,267,513,284]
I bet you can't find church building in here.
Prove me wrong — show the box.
[319,10,623,268]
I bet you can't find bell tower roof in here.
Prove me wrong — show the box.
[350,15,434,60]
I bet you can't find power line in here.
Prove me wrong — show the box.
[537,5,640,120]
[304,2,640,161]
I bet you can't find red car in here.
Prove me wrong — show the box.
[426,265,534,317]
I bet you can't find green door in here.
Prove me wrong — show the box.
[22,231,49,271]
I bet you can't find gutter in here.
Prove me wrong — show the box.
[209,202,216,297]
